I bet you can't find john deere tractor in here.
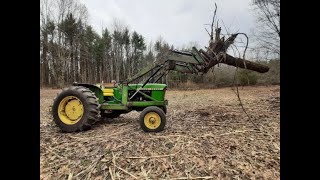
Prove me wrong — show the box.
[52,47,269,132]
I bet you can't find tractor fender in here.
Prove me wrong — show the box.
[72,82,104,104]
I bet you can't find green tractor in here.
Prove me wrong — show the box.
[52,47,269,133]
[52,83,168,132]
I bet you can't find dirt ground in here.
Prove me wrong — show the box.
[40,85,280,180]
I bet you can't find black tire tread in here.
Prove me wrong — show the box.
[52,86,101,132]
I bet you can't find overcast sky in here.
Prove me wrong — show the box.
[79,0,255,50]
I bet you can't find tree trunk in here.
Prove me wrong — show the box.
[224,54,269,73]
[75,44,79,82]
[70,40,75,84]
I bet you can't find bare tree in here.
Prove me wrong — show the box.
[40,0,50,87]
[251,0,280,57]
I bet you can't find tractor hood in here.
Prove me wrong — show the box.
[128,83,167,90]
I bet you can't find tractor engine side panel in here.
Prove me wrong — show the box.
[128,90,152,101]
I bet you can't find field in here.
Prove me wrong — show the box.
[40,85,280,180]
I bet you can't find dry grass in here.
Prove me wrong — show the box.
[40,85,280,180]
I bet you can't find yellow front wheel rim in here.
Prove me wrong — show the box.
[58,96,84,125]
[144,112,161,129]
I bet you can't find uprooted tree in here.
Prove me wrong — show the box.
[200,4,269,73]
[198,3,269,74]
[156,3,269,76]
[199,30,269,73]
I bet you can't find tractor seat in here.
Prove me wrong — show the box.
[102,83,117,88]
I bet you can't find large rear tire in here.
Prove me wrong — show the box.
[52,86,100,132]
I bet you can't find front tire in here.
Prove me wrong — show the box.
[52,86,100,132]
[139,106,166,132]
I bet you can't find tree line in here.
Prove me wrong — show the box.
[40,0,279,88]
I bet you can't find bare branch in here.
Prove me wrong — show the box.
[210,3,218,40]
[204,28,211,38]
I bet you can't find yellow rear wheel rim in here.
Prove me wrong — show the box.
[144,112,161,129]
[58,96,84,125]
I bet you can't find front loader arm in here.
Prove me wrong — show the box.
[164,47,207,74]
[124,47,207,84]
